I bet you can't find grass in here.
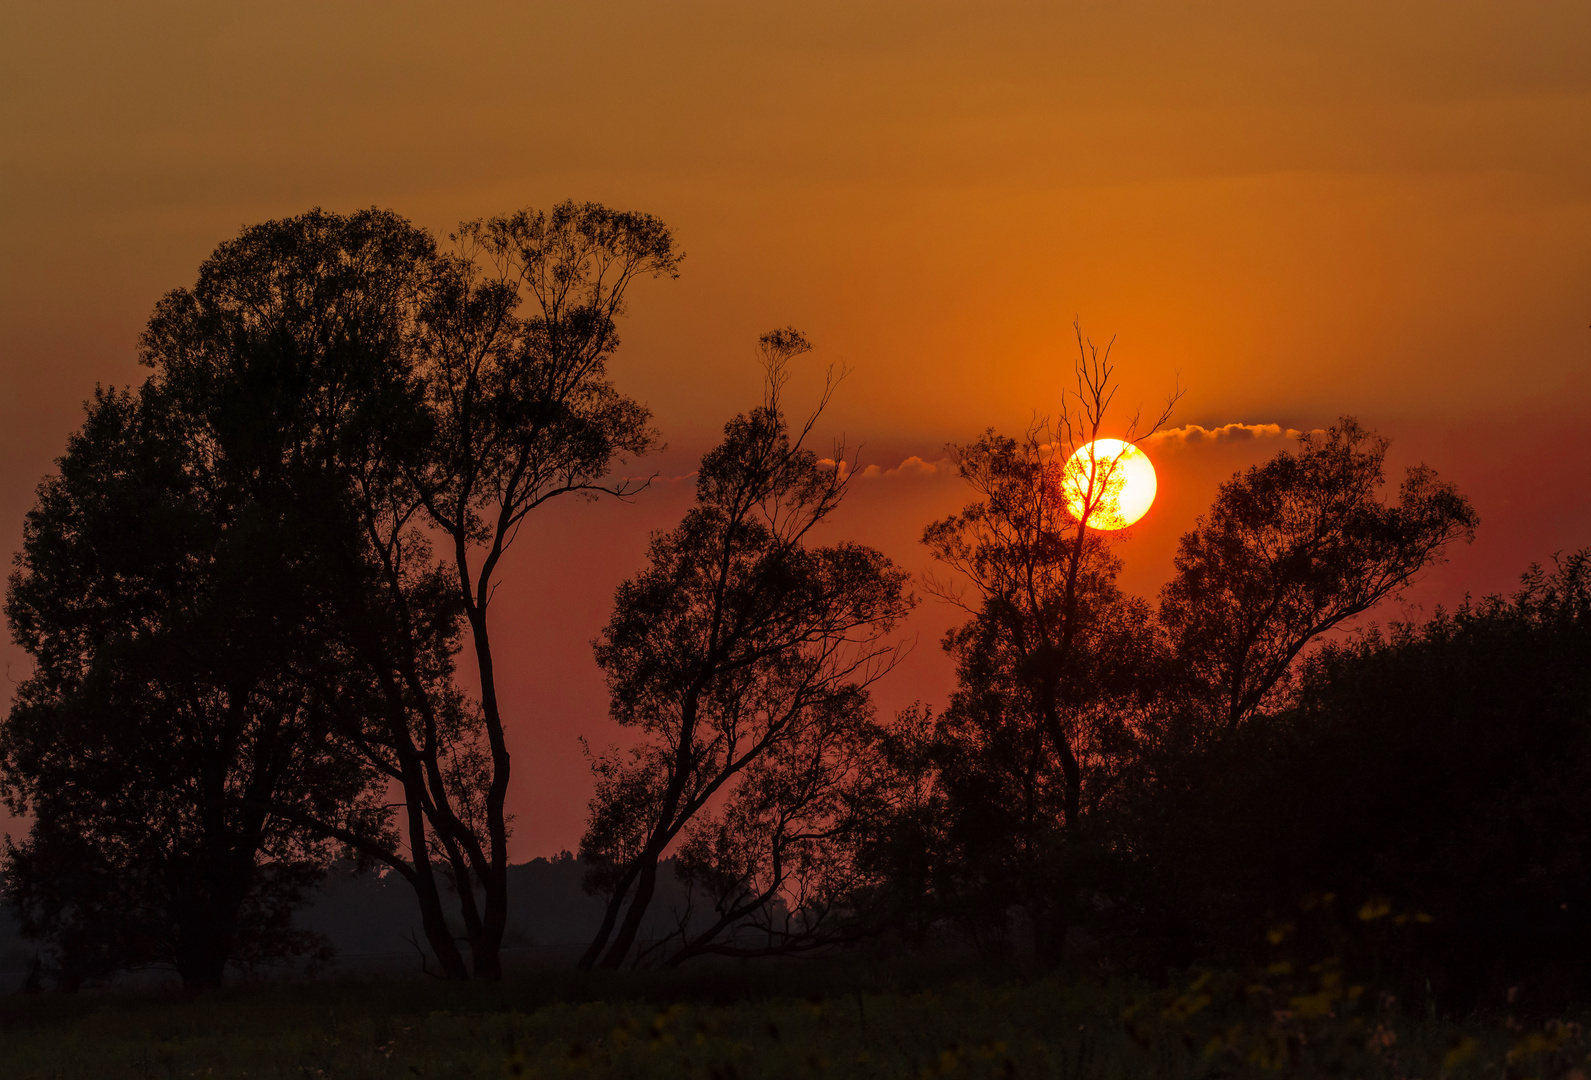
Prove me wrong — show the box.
[0,959,1586,1080]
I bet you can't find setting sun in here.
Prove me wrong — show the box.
[1063,439,1157,530]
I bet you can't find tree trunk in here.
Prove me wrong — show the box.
[401,777,470,980]
[175,947,229,990]
[463,567,512,980]
[173,913,232,990]
[411,868,469,980]
[471,879,505,980]
[599,857,661,969]
[172,875,242,991]
[578,860,644,969]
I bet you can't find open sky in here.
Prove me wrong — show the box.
[3,1,1589,855]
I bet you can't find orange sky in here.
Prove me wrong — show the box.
[3,1,1589,854]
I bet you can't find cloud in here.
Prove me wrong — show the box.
[851,455,952,481]
[818,430,1317,482]
[1146,422,1305,446]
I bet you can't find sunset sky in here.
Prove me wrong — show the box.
[3,1,1589,855]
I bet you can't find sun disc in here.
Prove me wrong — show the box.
[1062,439,1157,530]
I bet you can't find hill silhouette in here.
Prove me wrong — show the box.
[2,855,705,987]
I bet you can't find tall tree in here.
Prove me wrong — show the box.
[1158,416,1478,734]
[136,202,679,978]
[399,205,677,977]
[139,206,476,977]
[577,330,914,969]
[923,327,1173,827]
[920,325,1176,960]
[1,386,385,989]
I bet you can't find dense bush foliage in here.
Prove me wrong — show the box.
[1126,553,1591,1007]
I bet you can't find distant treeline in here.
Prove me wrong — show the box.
[1,205,1585,1006]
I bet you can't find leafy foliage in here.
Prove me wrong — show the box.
[127,201,678,980]
[1158,417,1478,733]
[1,385,381,987]
[1128,553,1591,1005]
[579,330,914,968]
[1,962,1585,1079]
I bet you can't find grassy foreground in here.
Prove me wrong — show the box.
[0,961,1586,1080]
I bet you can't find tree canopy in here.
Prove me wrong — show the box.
[2,384,384,988]
[578,330,914,969]
[1159,417,1479,734]
[4,202,681,985]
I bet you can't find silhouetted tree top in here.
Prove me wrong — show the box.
[1159,416,1478,733]
[124,201,681,980]
[3,383,381,988]
[922,326,1176,843]
[579,329,914,969]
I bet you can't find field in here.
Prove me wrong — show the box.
[3,960,1586,1080]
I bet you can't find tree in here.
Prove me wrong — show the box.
[396,204,677,977]
[926,577,1159,959]
[925,326,1176,830]
[1132,552,1591,1006]
[1158,416,1478,735]
[659,691,903,965]
[138,206,477,978]
[920,326,1174,960]
[1,386,384,988]
[577,330,914,969]
[135,202,679,978]
[845,702,953,950]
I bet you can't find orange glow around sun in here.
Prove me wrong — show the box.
[1062,439,1157,530]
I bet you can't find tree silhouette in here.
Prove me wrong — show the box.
[924,325,1177,831]
[2,386,383,988]
[1158,417,1478,735]
[657,689,903,965]
[577,330,913,969]
[1131,553,1591,1006]
[920,326,1175,961]
[396,204,676,977]
[134,203,678,978]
